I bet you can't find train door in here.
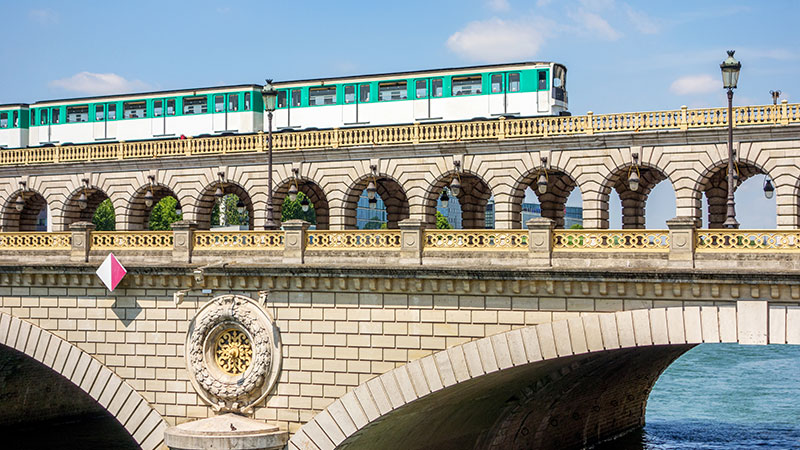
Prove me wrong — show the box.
[278,89,303,129]
[488,73,506,116]
[536,69,549,113]
[342,83,369,125]
[152,98,176,136]
[37,107,58,144]
[93,102,116,140]
[213,93,239,133]
[413,79,429,120]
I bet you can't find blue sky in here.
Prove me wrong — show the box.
[1,0,797,228]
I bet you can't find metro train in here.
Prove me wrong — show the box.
[0,62,568,149]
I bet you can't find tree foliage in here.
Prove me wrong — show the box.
[92,198,116,231]
[569,223,584,229]
[281,192,317,224]
[148,196,183,230]
[435,211,453,229]
[212,194,249,228]
[362,216,385,230]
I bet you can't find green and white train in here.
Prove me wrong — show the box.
[0,62,567,149]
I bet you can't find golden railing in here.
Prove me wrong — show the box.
[696,230,800,252]
[553,230,670,252]
[1,102,797,166]
[0,232,70,250]
[91,231,173,250]
[424,230,528,251]
[193,231,284,250]
[307,230,401,250]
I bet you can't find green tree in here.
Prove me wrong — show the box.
[281,192,317,224]
[148,196,183,230]
[363,215,385,230]
[435,211,453,229]
[212,194,249,228]
[569,223,584,229]
[92,198,116,231]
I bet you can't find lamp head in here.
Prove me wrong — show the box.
[300,197,310,212]
[288,183,298,202]
[262,79,277,112]
[763,176,775,199]
[720,50,742,90]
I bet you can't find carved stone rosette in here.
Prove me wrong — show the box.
[185,294,281,414]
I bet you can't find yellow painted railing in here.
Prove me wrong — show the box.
[91,231,173,250]
[553,230,670,252]
[307,230,401,250]
[696,230,800,252]
[0,232,70,250]
[424,230,528,251]
[194,231,284,250]
[1,102,797,166]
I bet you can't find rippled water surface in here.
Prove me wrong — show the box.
[607,344,800,449]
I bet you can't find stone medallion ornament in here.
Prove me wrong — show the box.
[186,294,281,414]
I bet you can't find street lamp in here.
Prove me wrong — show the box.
[144,175,155,208]
[262,79,278,230]
[628,153,641,192]
[770,90,781,105]
[440,189,449,209]
[763,176,775,199]
[720,50,741,229]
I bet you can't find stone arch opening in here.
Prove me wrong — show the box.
[601,164,671,229]
[0,313,167,450]
[426,171,492,229]
[195,181,255,230]
[697,161,771,228]
[344,175,409,229]
[274,178,329,229]
[2,189,48,231]
[511,168,580,229]
[126,184,182,231]
[63,185,113,230]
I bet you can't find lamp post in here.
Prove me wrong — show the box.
[720,50,741,229]
[262,80,278,230]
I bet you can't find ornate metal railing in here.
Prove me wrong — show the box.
[307,230,401,250]
[696,230,800,252]
[91,231,173,250]
[0,232,70,250]
[194,231,284,250]
[424,230,528,251]
[553,230,670,252]
[1,102,796,166]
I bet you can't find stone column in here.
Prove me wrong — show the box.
[527,217,554,267]
[172,220,197,263]
[69,221,95,263]
[164,414,288,450]
[398,218,425,265]
[666,216,696,267]
[283,219,310,264]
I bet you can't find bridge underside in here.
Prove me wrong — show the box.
[0,345,138,449]
[340,345,693,450]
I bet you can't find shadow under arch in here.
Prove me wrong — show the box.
[62,184,113,230]
[1,189,48,231]
[694,160,769,229]
[344,173,409,229]
[291,305,796,450]
[511,166,580,229]
[195,180,255,230]
[426,170,492,229]
[0,313,167,449]
[600,162,671,229]
[125,183,182,231]
[273,177,330,229]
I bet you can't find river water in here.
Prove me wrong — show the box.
[601,343,800,450]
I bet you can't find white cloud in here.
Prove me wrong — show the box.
[446,18,549,62]
[568,8,622,40]
[669,74,718,95]
[29,8,58,25]
[49,72,151,96]
[624,4,660,34]
[486,0,511,11]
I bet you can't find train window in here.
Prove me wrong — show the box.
[509,73,520,92]
[344,86,356,104]
[291,90,302,107]
[0,113,7,128]
[415,80,427,99]
[244,93,251,110]
[360,85,370,103]
[108,104,116,120]
[452,76,482,96]
[214,95,225,113]
[491,74,503,93]
[379,82,407,101]
[154,100,163,117]
[167,99,176,115]
[31,111,35,126]
[431,79,443,97]
[229,94,239,112]
[124,101,147,119]
[66,106,87,123]
[52,108,61,124]
[40,110,48,125]
[13,111,18,127]
[277,91,287,108]
[309,87,336,106]
[95,105,104,121]
[538,71,547,90]
[183,97,207,115]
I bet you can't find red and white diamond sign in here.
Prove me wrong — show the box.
[96,253,127,291]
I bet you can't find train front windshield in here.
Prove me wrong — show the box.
[552,64,567,102]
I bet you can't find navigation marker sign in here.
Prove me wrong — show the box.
[96,253,127,291]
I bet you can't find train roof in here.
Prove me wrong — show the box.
[30,84,262,106]
[0,104,30,109]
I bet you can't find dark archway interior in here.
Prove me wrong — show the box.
[63,188,110,230]
[514,170,578,229]
[2,191,47,231]
[196,182,255,230]
[701,163,763,228]
[340,345,693,450]
[426,173,492,229]
[128,184,181,230]
[607,166,668,229]
[0,345,138,449]
[274,179,329,229]
[346,177,409,229]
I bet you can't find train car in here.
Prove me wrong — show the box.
[272,62,568,130]
[0,104,30,149]
[27,85,263,146]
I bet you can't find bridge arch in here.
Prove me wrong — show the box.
[1,188,48,231]
[61,183,115,230]
[290,304,795,450]
[342,172,409,229]
[193,179,256,230]
[424,170,493,229]
[509,164,581,229]
[273,176,330,230]
[122,182,182,231]
[599,162,673,229]
[0,312,167,449]
[692,157,773,228]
